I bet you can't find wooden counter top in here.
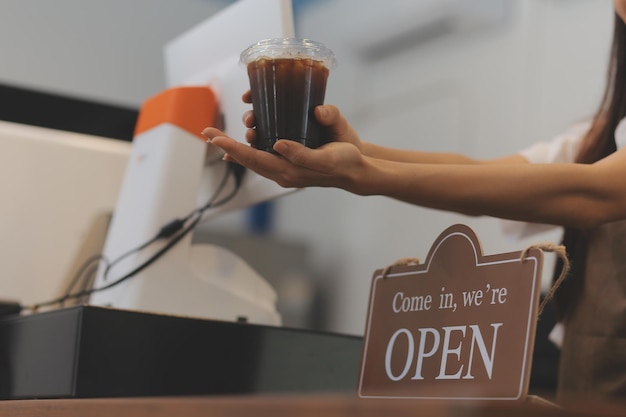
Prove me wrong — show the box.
[1,394,624,417]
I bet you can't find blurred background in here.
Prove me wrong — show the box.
[0,0,613,336]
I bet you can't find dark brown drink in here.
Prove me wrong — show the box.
[247,57,330,152]
[241,38,336,153]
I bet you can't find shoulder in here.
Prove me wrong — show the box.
[519,121,591,164]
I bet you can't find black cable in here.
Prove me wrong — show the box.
[31,213,202,310]
[72,161,235,292]
[26,162,245,312]
[61,254,109,301]
[101,236,160,282]
[180,161,234,223]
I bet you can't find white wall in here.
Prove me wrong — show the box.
[0,0,231,106]
[0,0,614,335]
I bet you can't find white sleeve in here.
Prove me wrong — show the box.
[500,122,589,240]
[614,117,626,150]
[518,121,589,164]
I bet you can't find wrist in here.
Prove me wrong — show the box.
[343,156,383,196]
[359,141,375,157]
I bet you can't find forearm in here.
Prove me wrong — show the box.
[359,142,527,165]
[353,158,620,229]
[360,142,482,164]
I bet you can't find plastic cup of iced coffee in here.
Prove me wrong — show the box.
[240,38,337,153]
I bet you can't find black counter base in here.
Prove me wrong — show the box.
[0,306,363,399]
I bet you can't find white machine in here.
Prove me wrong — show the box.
[88,0,296,325]
[0,121,131,307]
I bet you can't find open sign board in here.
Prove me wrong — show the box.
[358,224,543,401]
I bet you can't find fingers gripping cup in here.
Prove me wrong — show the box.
[240,38,337,152]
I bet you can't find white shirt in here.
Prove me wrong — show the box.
[505,118,626,347]
[501,118,626,239]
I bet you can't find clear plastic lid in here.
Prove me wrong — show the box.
[240,38,337,69]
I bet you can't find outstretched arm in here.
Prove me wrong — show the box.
[203,104,626,229]
[359,151,626,228]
